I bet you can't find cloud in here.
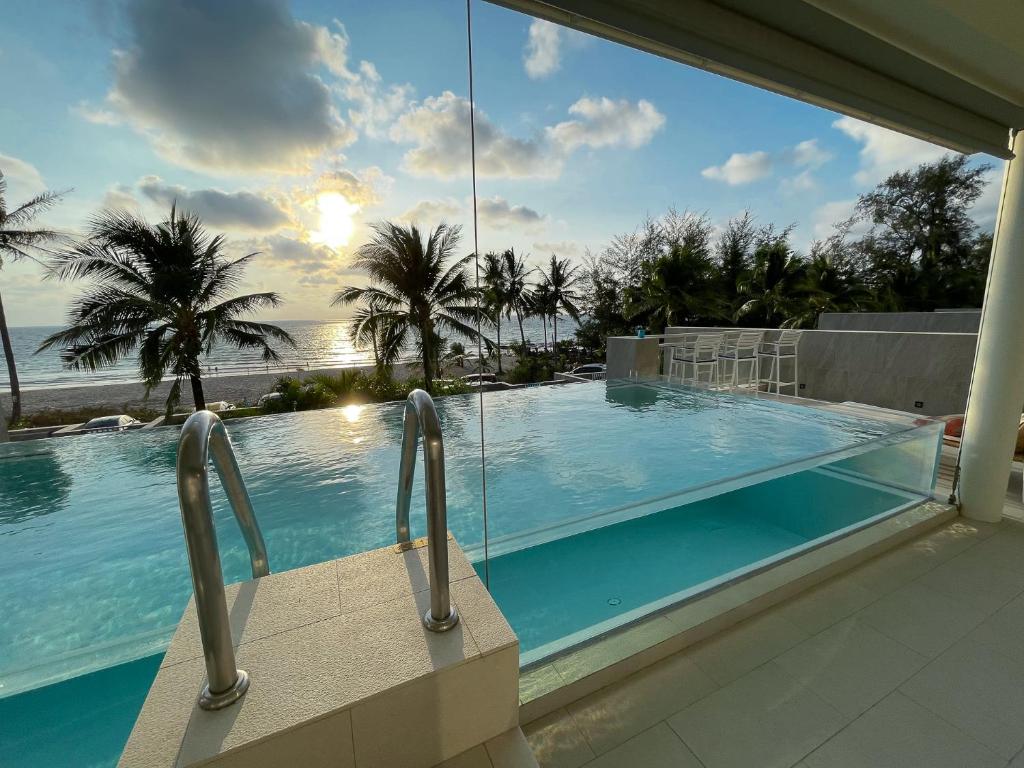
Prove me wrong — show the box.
[833,117,950,185]
[102,183,141,210]
[780,169,817,194]
[400,198,462,225]
[310,165,388,207]
[0,153,46,199]
[343,61,414,139]
[524,20,562,79]
[477,196,544,230]
[702,151,772,185]
[548,97,665,152]
[136,176,291,231]
[71,100,121,126]
[391,92,664,179]
[98,0,356,173]
[703,138,832,186]
[533,240,581,256]
[971,167,1001,230]
[810,198,872,241]
[391,91,548,178]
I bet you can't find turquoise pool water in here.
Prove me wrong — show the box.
[0,381,941,766]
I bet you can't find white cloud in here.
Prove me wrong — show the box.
[833,117,950,185]
[309,165,389,208]
[102,183,141,210]
[524,20,562,79]
[780,169,818,194]
[400,198,462,225]
[971,167,1002,230]
[533,240,581,257]
[97,0,357,173]
[703,138,833,187]
[477,196,544,230]
[810,198,872,241]
[136,176,291,232]
[787,139,831,169]
[702,150,772,185]
[71,100,122,126]
[548,97,665,152]
[391,91,549,178]
[390,92,665,179]
[0,153,46,199]
[343,61,414,139]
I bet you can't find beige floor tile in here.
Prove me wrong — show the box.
[802,692,1003,768]
[583,723,702,768]
[523,709,595,768]
[667,661,848,768]
[847,544,946,596]
[918,548,1024,614]
[687,611,808,685]
[486,728,540,768]
[774,575,879,636]
[774,618,928,717]
[901,633,1024,759]
[566,650,717,755]
[857,581,988,657]
[968,593,1024,665]
[955,523,1024,573]
[435,745,493,768]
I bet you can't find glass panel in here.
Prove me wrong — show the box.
[0,0,484,737]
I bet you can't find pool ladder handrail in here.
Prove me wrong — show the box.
[177,410,271,710]
[396,389,459,632]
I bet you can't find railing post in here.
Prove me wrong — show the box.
[177,411,271,710]
[396,390,459,632]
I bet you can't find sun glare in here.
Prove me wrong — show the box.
[312,192,359,249]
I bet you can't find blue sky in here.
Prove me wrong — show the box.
[0,0,1000,326]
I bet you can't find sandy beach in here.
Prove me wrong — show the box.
[0,357,513,417]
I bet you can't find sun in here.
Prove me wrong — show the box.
[312,192,359,249]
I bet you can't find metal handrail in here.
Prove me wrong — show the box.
[396,389,459,632]
[176,410,271,710]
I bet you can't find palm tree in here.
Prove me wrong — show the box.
[501,248,533,351]
[624,243,727,330]
[481,252,506,373]
[540,254,583,348]
[736,230,808,327]
[0,171,66,430]
[531,280,555,351]
[332,221,482,393]
[38,206,294,415]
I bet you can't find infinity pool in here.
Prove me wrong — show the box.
[0,380,942,766]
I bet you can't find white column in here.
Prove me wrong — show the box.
[959,130,1024,522]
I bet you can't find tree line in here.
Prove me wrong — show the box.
[0,155,995,429]
[573,155,993,353]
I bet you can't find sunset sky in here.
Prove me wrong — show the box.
[0,0,1000,326]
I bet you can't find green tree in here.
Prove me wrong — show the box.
[0,172,66,429]
[539,254,583,347]
[332,222,481,393]
[854,155,991,310]
[481,251,506,373]
[625,241,726,329]
[716,211,756,319]
[38,206,293,415]
[501,248,533,349]
[737,226,807,327]
[530,280,556,351]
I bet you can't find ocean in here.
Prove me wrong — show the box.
[1,316,579,392]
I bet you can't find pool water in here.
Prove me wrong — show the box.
[0,380,942,766]
[482,465,919,663]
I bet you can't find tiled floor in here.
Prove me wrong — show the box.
[523,515,1024,768]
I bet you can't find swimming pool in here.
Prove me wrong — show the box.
[0,380,942,765]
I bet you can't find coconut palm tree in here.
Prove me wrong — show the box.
[38,206,294,415]
[501,248,533,351]
[0,172,66,432]
[736,229,808,327]
[530,280,556,351]
[481,251,506,373]
[539,254,583,348]
[332,221,482,393]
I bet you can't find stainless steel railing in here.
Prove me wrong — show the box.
[396,389,459,632]
[176,410,271,710]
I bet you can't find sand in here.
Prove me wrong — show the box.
[1,357,513,417]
